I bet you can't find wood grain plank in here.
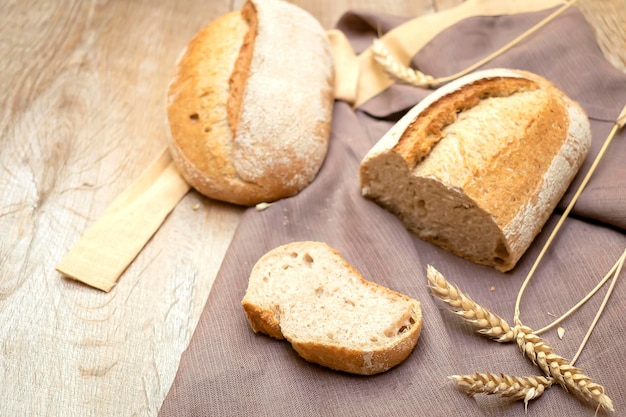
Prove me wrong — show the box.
[0,0,242,416]
[287,0,438,29]
[0,0,623,416]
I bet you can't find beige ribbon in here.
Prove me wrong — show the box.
[56,0,570,291]
[56,151,190,291]
[329,0,567,107]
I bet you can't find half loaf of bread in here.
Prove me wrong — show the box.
[241,241,422,375]
[166,0,334,206]
[360,69,591,272]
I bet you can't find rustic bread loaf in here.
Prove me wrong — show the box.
[241,241,422,375]
[166,0,334,206]
[360,69,591,272]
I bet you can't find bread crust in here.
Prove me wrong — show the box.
[360,69,591,271]
[289,327,421,375]
[166,0,334,206]
[241,241,422,375]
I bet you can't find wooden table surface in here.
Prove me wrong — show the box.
[1,0,624,415]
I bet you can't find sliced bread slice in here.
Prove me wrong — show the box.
[241,241,422,375]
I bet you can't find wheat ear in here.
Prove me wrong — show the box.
[428,266,614,411]
[450,372,554,411]
[515,325,614,412]
[370,2,576,90]
[371,39,436,88]
[427,265,515,342]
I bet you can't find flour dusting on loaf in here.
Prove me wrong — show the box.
[233,0,334,189]
[360,69,591,271]
[166,0,334,206]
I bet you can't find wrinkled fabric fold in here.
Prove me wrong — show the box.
[159,6,626,417]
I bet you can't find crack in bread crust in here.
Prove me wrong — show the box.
[393,77,539,169]
[227,1,257,138]
[166,0,334,206]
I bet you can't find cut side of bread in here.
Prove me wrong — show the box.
[166,0,334,206]
[241,241,422,375]
[360,69,591,272]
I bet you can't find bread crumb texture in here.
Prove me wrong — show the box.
[166,0,334,206]
[360,69,591,272]
[241,241,422,375]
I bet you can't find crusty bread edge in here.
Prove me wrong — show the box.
[360,69,592,272]
[289,301,422,375]
[241,300,284,340]
[361,68,533,164]
[500,75,591,270]
[242,297,422,375]
[230,0,334,202]
[166,0,334,206]
[165,10,258,205]
[241,241,423,375]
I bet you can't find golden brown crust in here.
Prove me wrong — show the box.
[241,301,283,340]
[241,241,423,375]
[289,307,422,375]
[393,77,539,168]
[463,84,569,228]
[243,295,422,375]
[166,11,249,202]
[166,0,334,206]
[360,69,591,272]
[227,1,257,137]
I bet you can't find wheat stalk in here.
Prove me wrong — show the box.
[427,265,515,342]
[515,325,614,412]
[370,1,576,90]
[428,266,614,412]
[371,38,437,88]
[449,372,554,411]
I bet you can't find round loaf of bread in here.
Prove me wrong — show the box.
[360,69,591,272]
[166,0,334,206]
